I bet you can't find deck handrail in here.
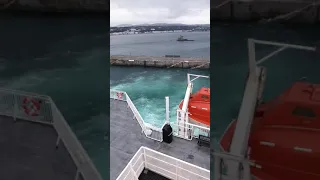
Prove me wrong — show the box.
[110,89,146,132]
[213,151,252,180]
[110,89,211,142]
[110,89,163,142]
[0,88,103,180]
[124,92,147,133]
[116,146,210,180]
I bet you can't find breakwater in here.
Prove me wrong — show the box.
[110,55,210,69]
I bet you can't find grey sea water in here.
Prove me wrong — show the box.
[0,17,109,179]
[111,31,210,58]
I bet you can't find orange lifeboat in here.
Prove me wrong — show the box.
[220,82,320,180]
[178,87,210,127]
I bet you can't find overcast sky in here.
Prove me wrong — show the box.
[110,0,210,26]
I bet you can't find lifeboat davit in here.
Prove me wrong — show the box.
[178,87,210,127]
[220,81,320,180]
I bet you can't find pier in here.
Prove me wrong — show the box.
[110,55,210,69]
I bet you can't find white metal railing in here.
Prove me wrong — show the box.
[0,88,53,124]
[171,121,210,140]
[111,90,146,132]
[213,151,251,180]
[175,109,210,140]
[0,88,103,180]
[187,73,210,84]
[116,146,210,180]
[175,73,210,140]
[110,89,163,142]
[110,89,211,142]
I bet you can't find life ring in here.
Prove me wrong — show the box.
[22,97,40,116]
[116,92,123,99]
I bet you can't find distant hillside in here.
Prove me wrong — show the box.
[136,23,187,26]
[115,24,133,27]
[112,23,209,28]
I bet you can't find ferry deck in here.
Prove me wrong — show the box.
[110,92,210,180]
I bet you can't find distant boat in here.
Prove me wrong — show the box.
[177,35,194,41]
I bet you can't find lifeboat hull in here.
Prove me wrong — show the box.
[221,120,320,180]
[178,100,210,127]
[220,89,320,180]
[178,87,210,127]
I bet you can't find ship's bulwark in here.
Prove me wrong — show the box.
[0,116,81,180]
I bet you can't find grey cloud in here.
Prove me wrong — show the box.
[115,0,209,19]
[111,0,209,25]
[115,0,209,9]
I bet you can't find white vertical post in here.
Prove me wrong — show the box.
[187,73,190,84]
[248,38,257,81]
[182,83,192,112]
[165,96,170,124]
[143,148,148,169]
[186,115,192,140]
[130,163,139,180]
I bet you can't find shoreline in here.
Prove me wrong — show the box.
[110,30,209,36]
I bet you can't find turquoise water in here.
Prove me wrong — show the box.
[110,31,210,128]
[110,67,210,127]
